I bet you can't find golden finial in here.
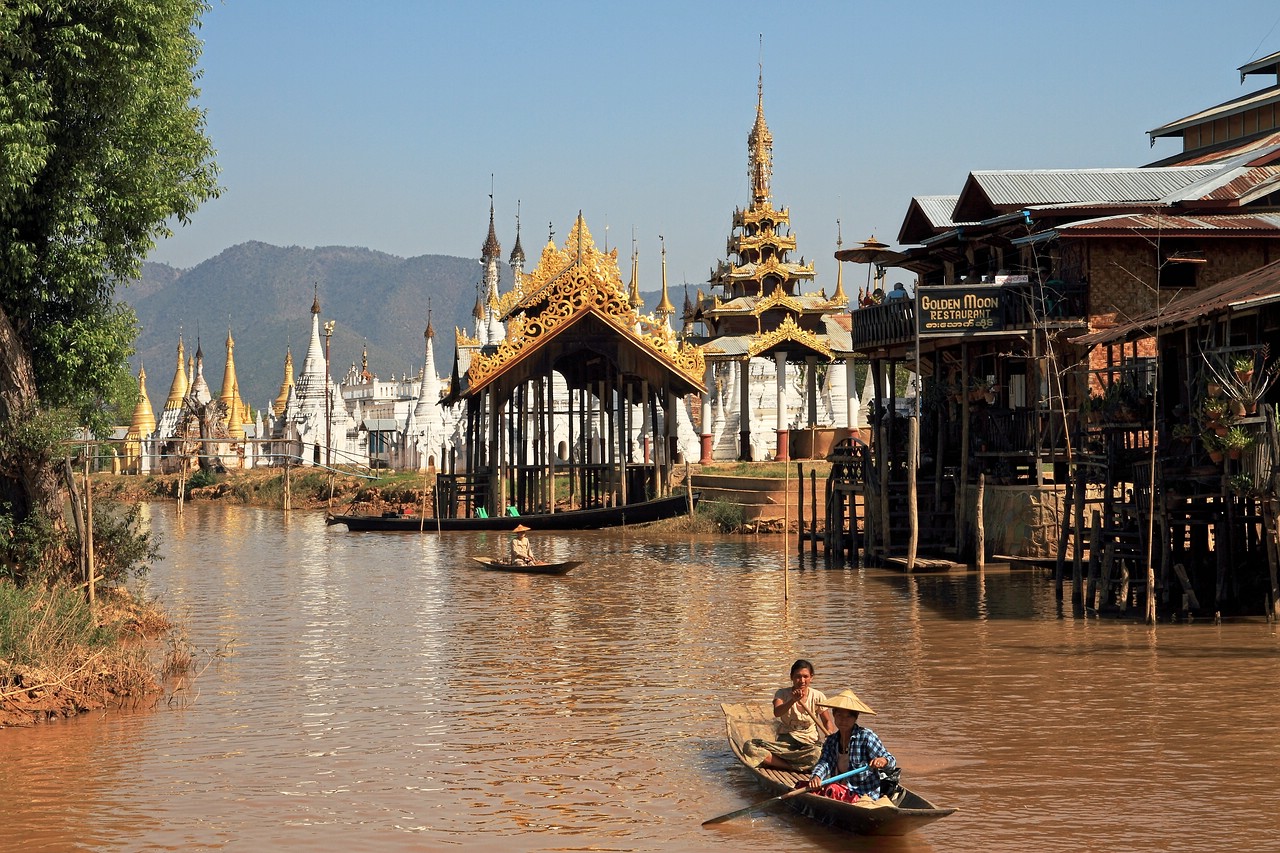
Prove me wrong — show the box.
[832,219,848,307]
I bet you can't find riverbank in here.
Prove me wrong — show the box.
[0,584,183,728]
[87,463,831,534]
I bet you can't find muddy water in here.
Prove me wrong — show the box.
[2,502,1279,852]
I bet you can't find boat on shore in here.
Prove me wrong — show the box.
[719,702,955,836]
[326,492,694,532]
[471,557,581,575]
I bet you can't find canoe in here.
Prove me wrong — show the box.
[327,492,693,532]
[471,557,581,575]
[719,702,955,836]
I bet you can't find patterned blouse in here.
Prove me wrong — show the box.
[809,725,895,800]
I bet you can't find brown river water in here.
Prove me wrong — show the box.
[2,502,1279,852]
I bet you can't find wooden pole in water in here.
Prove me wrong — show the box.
[783,459,790,601]
[907,416,919,571]
[84,451,95,610]
[810,467,819,558]
[975,472,985,572]
[797,462,805,556]
[283,456,291,512]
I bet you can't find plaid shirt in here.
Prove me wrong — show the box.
[810,725,894,799]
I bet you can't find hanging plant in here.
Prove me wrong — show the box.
[1200,397,1232,433]
[1222,425,1253,460]
[1202,430,1226,463]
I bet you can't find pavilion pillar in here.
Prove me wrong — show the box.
[846,357,861,437]
[739,360,752,461]
[775,352,790,462]
[666,383,678,494]
[700,361,714,464]
[806,355,818,428]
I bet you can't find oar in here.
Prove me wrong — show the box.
[701,764,868,826]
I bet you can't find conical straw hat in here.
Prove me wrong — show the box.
[818,688,876,715]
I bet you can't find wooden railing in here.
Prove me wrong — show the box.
[849,280,1088,350]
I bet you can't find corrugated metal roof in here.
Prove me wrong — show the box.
[1145,129,1280,167]
[1075,258,1280,345]
[967,167,1221,207]
[1148,84,1280,139]
[1055,212,1280,234]
[916,195,962,228]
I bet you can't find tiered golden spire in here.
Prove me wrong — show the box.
[747,57,772,205]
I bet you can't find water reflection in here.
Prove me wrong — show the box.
[0,502,1278,852]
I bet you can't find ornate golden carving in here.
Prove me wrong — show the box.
[464,216,705,391]
[752,288,806,316]
[746,314,833,360]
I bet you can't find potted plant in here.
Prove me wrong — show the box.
[1232,353,1256,384]
[1201,397,1232,434]
[1222,425,1253,460]
[1201,431,1226,463]
[1228,472,1256,496]
[1171,423,1196,445]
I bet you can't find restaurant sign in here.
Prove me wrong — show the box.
[918,285,1004,334]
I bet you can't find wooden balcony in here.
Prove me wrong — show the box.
[850,280,1088,351]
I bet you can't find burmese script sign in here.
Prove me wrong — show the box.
[918,285,1004,334]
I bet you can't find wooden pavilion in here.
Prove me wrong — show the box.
[440,214,706,519]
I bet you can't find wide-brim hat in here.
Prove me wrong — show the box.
[819,689,876,715]
[512,524,531,533]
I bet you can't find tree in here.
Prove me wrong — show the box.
[0,0,219,583]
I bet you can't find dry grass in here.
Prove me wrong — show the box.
[0,583,180,727]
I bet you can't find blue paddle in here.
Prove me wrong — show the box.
[701,764,869,826]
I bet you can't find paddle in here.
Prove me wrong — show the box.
[701,764,868,826]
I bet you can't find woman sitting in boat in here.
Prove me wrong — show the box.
[509,524,538,565]
[741,659,835,772]
[806,689,894,802]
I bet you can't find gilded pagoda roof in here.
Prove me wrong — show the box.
[462,215,705,394]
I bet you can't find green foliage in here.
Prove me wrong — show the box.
[0,503,64,586]
[84,501,159,586]
[183,466,219,494]
[0,0,219,429]
[1221,426,1253,451]
[698,500,748,532]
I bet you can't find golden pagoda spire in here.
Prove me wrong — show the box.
[748,37,773,205]
[129,363,157,438]
[628,234,642,310]
[273,347,295,416]
[656,234,676,318]
[831,220,848,307]
[227,377,245,440]
[219,326,240,413]
[164,336,188,412]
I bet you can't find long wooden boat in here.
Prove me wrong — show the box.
[471,557,581,575]
[720,702,955,836]
[326,492,693,532]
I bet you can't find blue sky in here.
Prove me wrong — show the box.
[150,0,1280,295]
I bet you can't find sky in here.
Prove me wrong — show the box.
[150,0,1280,296]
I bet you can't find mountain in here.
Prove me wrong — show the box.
[122,242,510,413]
